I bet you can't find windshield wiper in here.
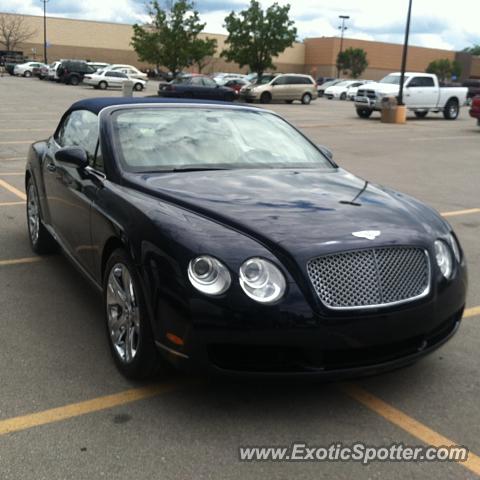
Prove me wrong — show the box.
[171,167,230,172]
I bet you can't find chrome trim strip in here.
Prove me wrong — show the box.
[155,341,190,359]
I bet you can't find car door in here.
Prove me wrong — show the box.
[271,76,289,100]
[42,109,101,273]
[202,77,222,99]
[406,77,437,107]
[105,71,123,87]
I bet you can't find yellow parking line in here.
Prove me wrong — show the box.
[464,306,480,318]
[0,178,26,200]
[0,383,180,436]
[0,201,25,207]
[0,172,23,176]
[0,141,35,145]
[441,208,480,218]
[342,384,480,476]
[0,257,42,267]
[0,157,25,161]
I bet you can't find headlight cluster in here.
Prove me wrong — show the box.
[188,256,286,304]
[434,233,461,279]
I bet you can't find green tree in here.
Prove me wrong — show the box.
[426,58,462,82]
[131,1,207,76]
[463,44,480,56]
[191,36,217,72]
[221,0,297,78]
[336,47,368,78]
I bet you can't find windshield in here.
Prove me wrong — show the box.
[112,108,334,172]
[380,74,411,85]
[253,74,276,85]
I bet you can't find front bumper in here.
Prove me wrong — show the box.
[154,265,467,378]
[354,96,381,110]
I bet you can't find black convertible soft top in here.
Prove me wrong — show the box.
[68,97,239,115]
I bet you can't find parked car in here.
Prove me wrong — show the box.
[324,80,368,100]
[469,95,480,126]
[317,79,341,97]
[87,62,110,72]
[463,79,480,103]
[13,62,45,77]
[354,72,468,119]
[240,73,317,105]
[25,96,467,379]
[109,64,148,80]
[213,73,248,84]
[56,60,97,85]
[36,64,49,80]
[83,70,146,91]
[222,78,250,94]
[316,76,336,85]
[158,74,236,101]
[347,81,373,100]
[47,61,62,81]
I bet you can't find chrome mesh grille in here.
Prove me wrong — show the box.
[307,247,430,309]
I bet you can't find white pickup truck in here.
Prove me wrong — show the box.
[354,72,468,120]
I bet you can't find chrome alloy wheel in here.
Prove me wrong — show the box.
[27,182,40,244]
[106,263,140,363]
[449,103,458,118]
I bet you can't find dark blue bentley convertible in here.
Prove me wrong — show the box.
[25,97,467,379]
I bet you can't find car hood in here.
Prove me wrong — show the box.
[126,168,444,261]
[360,82,400,95]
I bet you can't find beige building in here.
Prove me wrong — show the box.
[1,12,478,80]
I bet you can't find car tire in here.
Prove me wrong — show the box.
[356,108,373,119]
[301,93,312,105]
[26,178,57,254]
[69,75,80,86]
[104,249,166,379]
[98,81,108,90]
[443,99,459,120]
[24,70,32,78]
[260,92,271,104]
[414,111,428,119]
[285,100,294,104]
[134,83,143,91]
[340,92,347,100]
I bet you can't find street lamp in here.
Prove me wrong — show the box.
[42,0,49,64]
[397,0,413,105]
[337,15,350,77]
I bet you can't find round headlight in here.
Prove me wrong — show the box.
[448,233,461,263]
[434,240,453,279]
[188,256,231,295]
[239,258,286,304]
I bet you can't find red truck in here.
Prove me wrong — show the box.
[470,95,480,126]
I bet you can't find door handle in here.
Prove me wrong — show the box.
[46,162,56,172]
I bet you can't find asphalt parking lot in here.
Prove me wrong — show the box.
[0,75,479,479]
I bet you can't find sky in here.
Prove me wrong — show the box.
[1,0,479,51]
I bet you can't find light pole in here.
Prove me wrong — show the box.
[337,15,350,77]
[42,0,49,64]
[397,0,413,105]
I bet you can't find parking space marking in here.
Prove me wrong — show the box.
[0,172,23,176]
[441,208,480,218]
[0,128,51,132]
[0,178,26,200]
[0,383,181,436]
[0,201,25,207]
[0,157,25,161]
[342,384,480,476]
[0,257,42,267]
[0,140,35,145]
[410,135,480,142]
[464,306,480,318]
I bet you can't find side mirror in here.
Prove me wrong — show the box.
[55,146,89,169]
[318,145,333,161]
